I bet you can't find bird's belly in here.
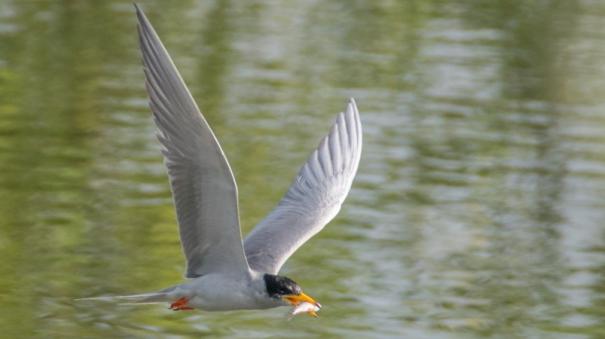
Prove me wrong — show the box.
[189,293,254,311]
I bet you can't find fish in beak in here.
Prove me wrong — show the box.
[282,292,321,317]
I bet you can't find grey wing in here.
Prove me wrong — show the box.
[136,5,249,278]
[244,99,362,274]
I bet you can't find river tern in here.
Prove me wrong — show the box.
[81,4,362,317]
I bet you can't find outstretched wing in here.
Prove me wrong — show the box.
[136,5,249,278]
[244,99,362,274]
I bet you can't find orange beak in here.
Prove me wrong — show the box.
[283,292,318,306]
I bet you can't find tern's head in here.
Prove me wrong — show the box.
[263,274,320,309]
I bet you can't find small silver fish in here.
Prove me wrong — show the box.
[288,301,321,320]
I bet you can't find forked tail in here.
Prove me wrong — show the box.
[75,286,175,305]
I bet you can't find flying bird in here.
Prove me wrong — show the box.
[81,4,362,317]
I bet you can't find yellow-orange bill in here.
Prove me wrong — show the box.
[283,292,319,307]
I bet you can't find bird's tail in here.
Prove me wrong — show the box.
[75,286,176,305]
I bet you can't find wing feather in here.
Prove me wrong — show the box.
[135,5,249,278]
[244,99,362,274]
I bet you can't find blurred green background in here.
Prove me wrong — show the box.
[1,0,605,338]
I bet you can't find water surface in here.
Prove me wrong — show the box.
[1,1,605,338]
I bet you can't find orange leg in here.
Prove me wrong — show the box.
[169,297,194,311]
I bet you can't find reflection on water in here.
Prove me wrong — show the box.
[1,0,605,338]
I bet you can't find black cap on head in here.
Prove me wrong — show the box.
[263,274,302,298]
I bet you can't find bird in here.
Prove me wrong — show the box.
[80,4,362,317]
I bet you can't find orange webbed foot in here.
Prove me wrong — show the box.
[169,297,194,311]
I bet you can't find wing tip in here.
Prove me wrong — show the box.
[348,97,359,114]
[134,3,153,35]
[343,98,361,129]
[348,97,357,106]
[345,98,361,133]
[134,2,145,22]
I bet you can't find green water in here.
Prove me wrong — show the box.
[1,1,605,338]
